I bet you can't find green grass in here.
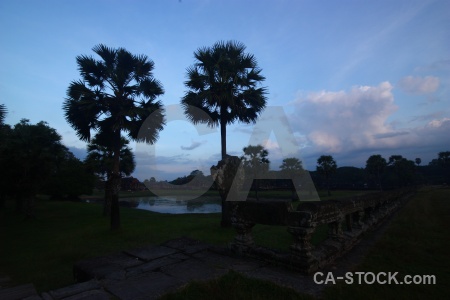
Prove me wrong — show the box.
[321,187,450,299]
[160,270,315,300]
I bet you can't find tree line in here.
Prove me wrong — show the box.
[165,146,450,200]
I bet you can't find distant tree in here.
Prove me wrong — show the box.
[365,154,387,191]
[181,40,267,160]
[85,136,136,216]
[316,155,337,196]
[415,158,422,166]
[241,145,270,200]
[0,105,10,209]
[437,151,450,168]
[0,104,6,126]
[428,158,439,166]
[279,157,304,201]
[190,170,204,177]
[63,44,165,230]
[388,155,416,187]
[437,151,450,183]
[150,177,156,183]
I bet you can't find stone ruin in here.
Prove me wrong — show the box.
[211,156,416,274]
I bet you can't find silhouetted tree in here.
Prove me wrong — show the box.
[388,155,416,187]
[0,104,9,209]
[7,119,67,217]
[415,158,422,166]
[85,136,136,216]
[0,104,6,126]
[316,155,337,196]
[437,151,450,168]
[241,145,270,200]
[280,157,304,201]
[181,41,267,227]
[366,154,387,191]
[63,44,165,230]
[437,151,450,183]
[181,40,267,160]
[42,151,96,201]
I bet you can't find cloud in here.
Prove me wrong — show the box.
[408,112,445,123]
[133,151,214,181]
[373,131,410,139]
[68,146,87,160]
[290,81,398,153]
[180,140,206,150]
[397,76,440,94]
[262,139,280,151]
[427,118,450,128]
[286,82,450,168]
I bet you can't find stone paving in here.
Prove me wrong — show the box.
[19,237,320,300]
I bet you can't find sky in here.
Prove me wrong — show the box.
[1,0,449,181]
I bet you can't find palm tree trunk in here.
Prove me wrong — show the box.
[219,108,231,227]
[103,175,112,216]
[220,111,227,160]
[110,132,121,231]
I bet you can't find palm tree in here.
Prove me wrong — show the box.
[280,157,304,201]
[181,40,267,160]
[85,135,136,216]
[241,145,270,200]
[316,155,337,196]
[63,44,165,230]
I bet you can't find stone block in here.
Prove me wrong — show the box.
[0,283,38,300]
[104,272,182,300]
[124,245,178,261]
[48,280,100,300]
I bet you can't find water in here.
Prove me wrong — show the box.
[122,196,222,214]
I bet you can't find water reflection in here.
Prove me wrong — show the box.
[121,196,221,214]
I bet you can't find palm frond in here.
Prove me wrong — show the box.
[64,44,166,147]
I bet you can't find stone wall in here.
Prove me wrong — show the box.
[228,188,415,274]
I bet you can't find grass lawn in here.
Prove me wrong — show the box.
[160,270,315,300]
[2,187,447,298]
[322,186,450,299]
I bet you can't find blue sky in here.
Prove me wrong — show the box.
[1,0,449,181]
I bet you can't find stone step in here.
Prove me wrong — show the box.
[0,283,39,300]
[47,280,101,300]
